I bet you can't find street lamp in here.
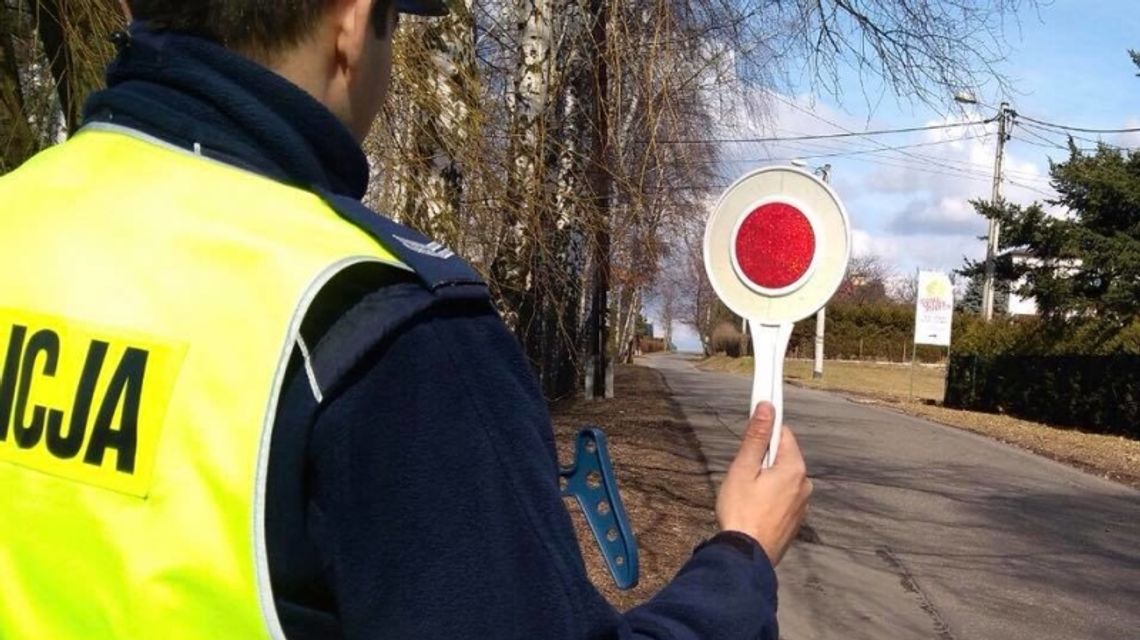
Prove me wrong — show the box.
[955,92,1011,321]
[953,91,977,105]
[792,159,831,379]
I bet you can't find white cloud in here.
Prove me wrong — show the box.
[851,227,981,273]
[888,195,987,236]
[1110,117,1140,148]
[851,228,902,262]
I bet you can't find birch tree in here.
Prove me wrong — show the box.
[538,0,592,394]
[366,3,480,251]
[494,0,555,335]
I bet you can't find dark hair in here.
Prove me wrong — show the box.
[128,1,393,56]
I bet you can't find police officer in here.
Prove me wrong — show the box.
[0,1,812,638]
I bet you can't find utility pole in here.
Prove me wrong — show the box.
[812,164,831,379]
[981,102,1011,322]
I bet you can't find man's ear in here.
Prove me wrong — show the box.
[119,0,132,20]
[333,0,377,76]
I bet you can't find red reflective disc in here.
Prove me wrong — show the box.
[734,202,815,289]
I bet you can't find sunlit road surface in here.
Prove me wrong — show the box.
[644,353,1140,640]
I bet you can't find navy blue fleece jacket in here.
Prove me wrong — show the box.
[83,24,779,640]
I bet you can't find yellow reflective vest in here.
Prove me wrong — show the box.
[0,126,407,638]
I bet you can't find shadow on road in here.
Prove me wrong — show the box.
[792,417,1140,639]
[644,352,1140,640]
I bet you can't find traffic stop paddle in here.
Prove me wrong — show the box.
[703,166,851,467]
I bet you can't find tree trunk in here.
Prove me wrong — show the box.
[0,1,33,171]
[540,0,590,397]
[495,0,554,339]
[408,0,477,248]
[585,0,612,398]
[31,1,68,126]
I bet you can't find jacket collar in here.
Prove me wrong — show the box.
[84,23,370,199]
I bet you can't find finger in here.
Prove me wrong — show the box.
[773,426,806,473]
[732,402,776,470]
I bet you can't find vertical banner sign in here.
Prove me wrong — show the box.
[914,271,954,347]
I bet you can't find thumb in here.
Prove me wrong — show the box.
[733,402,776,470]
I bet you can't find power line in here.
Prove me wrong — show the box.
[1013,127,1071,152]
[656,99,1080,198]
[1015,113,1140,134]
[655,117,995,145]
[1019,121,1137,151]
[718,135,1052,189]
[766,131,1057,185]
[710,136,978,165]
[765,93,1015,185]
[751,137,1058,194]
[1006,179,1054,198]
[769,122,988,157]
[1013,134,1079,152]
[762,144,995,181]
[956,99,1139,139]
[750,137,991,183]
[760,106,1052,184]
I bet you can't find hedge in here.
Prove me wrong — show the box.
[786,302,978,363]
[699,302,974,362]
[945,317,1140,437]
[945,354,1140,437]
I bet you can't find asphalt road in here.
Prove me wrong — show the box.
[643,353,1140,640]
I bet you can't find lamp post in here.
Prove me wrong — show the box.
[792,160,831,379]
[955,93,1011,321]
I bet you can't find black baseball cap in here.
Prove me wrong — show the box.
[396,0,449,16]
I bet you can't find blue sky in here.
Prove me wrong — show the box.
[664,0,1139,352]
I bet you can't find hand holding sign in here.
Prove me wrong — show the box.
[704,167,851,467]
[717,401,813,564]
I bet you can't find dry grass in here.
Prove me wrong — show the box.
[550,364,719,609]
[700,355,1140,488]
[787,358,947,403]
[702,355,947,403]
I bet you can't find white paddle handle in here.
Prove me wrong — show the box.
[749,322,793,468]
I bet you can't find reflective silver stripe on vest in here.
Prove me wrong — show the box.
[253,256,403,639]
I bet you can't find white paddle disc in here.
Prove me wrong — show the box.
[703,166,851,467]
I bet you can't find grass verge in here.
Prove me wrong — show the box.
[550,364,719,609]
[700,355,1140,488]
[702,355,947,403]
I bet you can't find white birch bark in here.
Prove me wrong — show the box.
[418,0,478,248]
[495,0,555,330]
[543,0,591,389]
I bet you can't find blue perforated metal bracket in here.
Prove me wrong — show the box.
[559,428,639,590]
